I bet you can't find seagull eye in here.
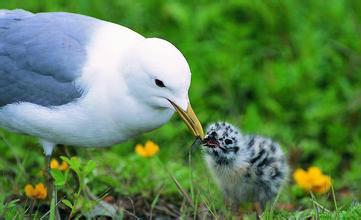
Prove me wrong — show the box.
[155,79,166,88]
[225,139,233,145]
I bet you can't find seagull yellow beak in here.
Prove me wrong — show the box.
[169,101,204,140]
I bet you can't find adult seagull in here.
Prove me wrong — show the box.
[0,9,204,156]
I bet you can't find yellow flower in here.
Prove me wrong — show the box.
[293,168,312,191]
[50,159,59,169]
[293,166,331,194]
[24,183,47,200]
[312,175,331,194]
[58,161,69,171]
[24,184,34,197]
[50,158,69,171]
[135,140,159,158]
[308,166,322,176]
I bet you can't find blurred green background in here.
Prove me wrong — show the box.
[0,0,360,218]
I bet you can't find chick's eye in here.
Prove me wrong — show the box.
[155,79,166,88]
[225,139,233,145]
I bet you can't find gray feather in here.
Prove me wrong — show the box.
[0,9,101,107]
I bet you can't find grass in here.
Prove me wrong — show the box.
[0,130,360,219]
[0,0,361,219]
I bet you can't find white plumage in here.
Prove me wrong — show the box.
[0,10,204,155]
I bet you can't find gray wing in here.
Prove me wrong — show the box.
[0,9,100,107]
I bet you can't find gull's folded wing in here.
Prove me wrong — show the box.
[0,9,101,107]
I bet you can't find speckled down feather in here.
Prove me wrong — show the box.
[202,122,289,208]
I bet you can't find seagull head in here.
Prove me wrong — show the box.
[124,38,204,139]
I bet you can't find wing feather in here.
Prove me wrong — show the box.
[0,10,100,107]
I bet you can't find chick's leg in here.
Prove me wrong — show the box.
[254,202,263,219]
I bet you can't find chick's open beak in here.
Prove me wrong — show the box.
[169,100,204,140]
[203,136,220,148]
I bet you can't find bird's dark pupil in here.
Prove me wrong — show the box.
[155,79,165,87]
[225,139,233,145]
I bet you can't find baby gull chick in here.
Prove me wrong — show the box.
[202,122,288,216]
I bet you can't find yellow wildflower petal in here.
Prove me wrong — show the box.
[311,173,325,185]
[34,183,47,200]
[313,175,331,194]
[145,140,159,157]
[293,168,312,191]
[293,168,306,181]
[136,141,160,158]
[322,175,332,193]
[59,161,69,171]
[144,140,155,149]
[50,159,60,169]
[307,166,322,177]
[151,145,159,156]
[135,144,148,157]
[24,184,35,198]
[145,141,159,157]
